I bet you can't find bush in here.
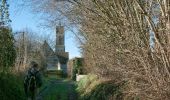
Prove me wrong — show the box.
[0,27,16,72]
[77,74,123,100]
[0,73,26,100]
[77,74,98,94]
[71,58,84,81]
[81,82,123,100]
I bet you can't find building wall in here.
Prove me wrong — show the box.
[61,64,67,74]
[42,26,69,74]
[67,59,74,77]
[46,56,58,71]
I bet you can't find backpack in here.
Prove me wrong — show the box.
[28,75,36,92]
[27,71,39,92]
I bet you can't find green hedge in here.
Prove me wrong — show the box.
[0,73,26,100]
[0,27,16,72]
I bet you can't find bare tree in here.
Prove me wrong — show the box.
[19,0,170,99]
[14,29,44,72]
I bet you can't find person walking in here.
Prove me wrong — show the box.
[24,61,42,100]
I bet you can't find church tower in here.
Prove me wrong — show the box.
[56,25,65,52]
[55,25,69,59]
[55,25,69,74]
[41,25,69,73]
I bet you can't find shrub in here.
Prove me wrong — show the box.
[81,82,123,100]
[0,27,16,72]
[0,73,26,100]
[71,58,84,81]
[77,74,123,100]
[77,74,98,94]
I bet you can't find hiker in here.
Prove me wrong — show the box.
[24,61,42,100]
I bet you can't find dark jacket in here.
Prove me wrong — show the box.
[24,67,42,95]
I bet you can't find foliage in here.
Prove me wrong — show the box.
[77,74,123,100]
[72,58,84,80]
[0,0,16,72]
[0,27,16,72]
[80,82,122,100]
[76,74,98,94]
[0,73,26,100]
[0,0,11,26]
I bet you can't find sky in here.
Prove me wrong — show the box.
[8,0,81,59]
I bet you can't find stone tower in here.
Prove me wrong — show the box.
[41,25,69,74]
[55,25,69,73]
[56,26,65,52]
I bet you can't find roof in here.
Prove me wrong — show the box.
[41,40,54,56]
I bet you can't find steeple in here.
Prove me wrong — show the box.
[55,25,65,52]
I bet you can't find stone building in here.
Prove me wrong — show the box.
[41,25,69,73]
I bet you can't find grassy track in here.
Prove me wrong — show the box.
[36,75,77,100]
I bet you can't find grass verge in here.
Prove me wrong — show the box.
[77,74,124,100]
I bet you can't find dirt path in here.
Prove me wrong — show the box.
[67,81,78,100]
[36,78,77,100]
